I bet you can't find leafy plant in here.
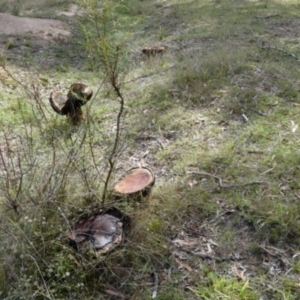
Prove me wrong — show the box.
[80,0,128,204]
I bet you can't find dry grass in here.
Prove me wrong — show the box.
[0,0,73,16]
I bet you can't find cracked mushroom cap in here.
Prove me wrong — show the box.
[49,90,68,115]
[67,207,129,255]
[49,83,93,116]
[90,214,123,252]
[67,83,93,106]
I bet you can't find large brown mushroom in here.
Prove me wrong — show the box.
[67,83,93,105]
[67,207,130,255]
[114,167,155,201]
[142,46,166,57]
[49,83,93,124]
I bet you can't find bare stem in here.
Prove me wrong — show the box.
[101,78,124,205]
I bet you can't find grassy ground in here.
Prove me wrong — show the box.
[1,0,300,299]
[0,0,73,17]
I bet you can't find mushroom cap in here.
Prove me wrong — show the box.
[67,206,130,255]
[90,214,123,250]
[50,83,93,116]
[49,91,82,116]
[49,91,68,115]
[67,83,93,106]
[114,167,155,194]
[66,215,96,244]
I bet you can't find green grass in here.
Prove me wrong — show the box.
[196,272,259,300]
[1,0,300,299]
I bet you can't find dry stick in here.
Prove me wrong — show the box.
[260,44,300,61]
[100,39,126,205]
[86,77,107,191]
[105,283,127,300]
[121,66,175,86]
[189,171,266,190]
[0,135,10,192]
[14,149,23,205]
[179,248,246,263]
[31,83,48,120]
[152,272,159,299]
[38,126,58,197]
[246,107,267,117]
[101,82,124,205]
[0,134,20,213]
[255,14,279,19]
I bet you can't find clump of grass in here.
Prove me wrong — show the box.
[196,271,259,300]
[6,39,15,50]
[172,47,250,106]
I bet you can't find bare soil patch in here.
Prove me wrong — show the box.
[0,13,70,37]
[0,11,82,69]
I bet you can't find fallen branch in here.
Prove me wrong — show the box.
[105,285,126,300]
[188,171,266,191]
[260,43,300,61]
[259,245,287,257]
[246,107,267,117]
[122,66,175,86]
[255,14,279,19]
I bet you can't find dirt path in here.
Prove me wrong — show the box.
[0,6,82,69]
[0,13,70,37]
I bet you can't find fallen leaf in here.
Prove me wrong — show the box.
[175,258,192,272]
[105,290,126,299]
[173,239,198,248]
[233,264,247,281]
[291,120,298,133]
[68,254,82,267]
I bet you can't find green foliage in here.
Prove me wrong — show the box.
[197,272,258,300]
[6,39,15,50]
[80,0,128,79]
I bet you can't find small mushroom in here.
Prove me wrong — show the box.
[142,46,166,57]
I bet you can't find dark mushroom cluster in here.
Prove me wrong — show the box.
[49,83,93,124]
[142,46,166,57]
[67,167,155,256]
[67,207,130,255]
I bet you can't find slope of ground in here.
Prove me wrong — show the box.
[1,0,300,299]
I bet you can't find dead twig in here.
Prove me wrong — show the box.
[122,66,175,86]
[255,14,279,19]
[151,272,159,299]
[175,257,192,272]
[241,113,249,122]
[188,171,266,191]
[101,81,125,205]
[246,107,267,117]
[260,43,300,61]
[105,285,126,300]
[259,245,287,257]
[179,248,246,263]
